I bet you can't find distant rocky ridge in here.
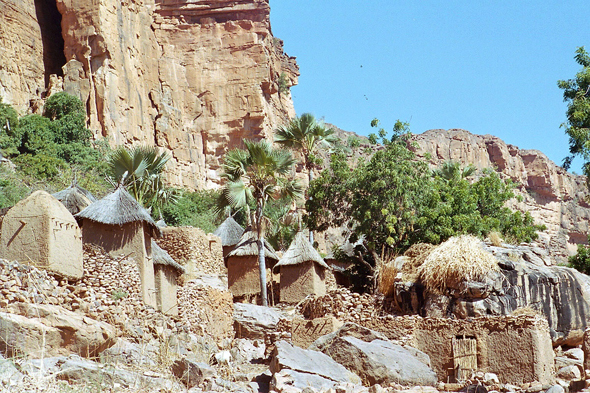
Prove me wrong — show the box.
[410,129,590,264]
[0,0,297,189]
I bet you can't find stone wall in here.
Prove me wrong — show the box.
[156,226,224,275]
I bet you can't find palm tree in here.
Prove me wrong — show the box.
[107,145,178,215]
[433,160,476,183]
[275,113,337,243]
[221,140,302,306]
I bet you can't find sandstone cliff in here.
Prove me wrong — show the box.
[0,0,298,189]
[411,129,590,263]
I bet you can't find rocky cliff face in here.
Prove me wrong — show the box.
[411,129,590,262]
[0,0,298,189]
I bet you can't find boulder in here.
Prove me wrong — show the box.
[233,303,281,339]
[396,243,590,346]
[310,322,389,352]
[171,358,217,389]
[100,338,157,367]
[270,340,360,389]
[230,338,266,364]
[0,354,23,387]
[323,336,437,386]
[0,303,115,357]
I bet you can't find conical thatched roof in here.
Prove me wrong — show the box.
[213,216,244,246]
[53,180,97,215]
[152,240,185,274]
[227,230,279,261]
[75,186,160,236]
[275,232,329,269]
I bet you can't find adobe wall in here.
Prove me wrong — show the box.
[0,191,83,279]
[291,317,342,349]
[364,315,555,384]
[157,226,224,275]
[228,256,262,297]
[280,262,326,303]
[155,265,179,316]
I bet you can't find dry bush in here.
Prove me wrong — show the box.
[401,243,436,282]
[488,231,503,247]
[511,306,542,317]
[377,263,398,297]
[417,235,499,295]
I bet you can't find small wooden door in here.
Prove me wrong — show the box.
[453,335,477,381]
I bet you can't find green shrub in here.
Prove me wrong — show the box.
[569,237,590,275]
[162,189,221,232]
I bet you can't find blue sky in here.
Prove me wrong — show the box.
[269,1,589,173]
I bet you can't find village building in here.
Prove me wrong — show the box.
[0,190,83,279]
[213,215,245,262]
[275,232,330,303]
[227,230,279,299]
[75,186,161,308]
[152,240,185,316]
[52,180,97,217]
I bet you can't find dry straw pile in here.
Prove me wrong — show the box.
[417,235,498,295]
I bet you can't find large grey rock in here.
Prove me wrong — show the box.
[0,354,23,387]
[100,338,157,367]
[270,340,360,389]
[323,336,437,386]
[171,358,217,389]
[310,322,388,352]
[395,243,590,346]
[0,303,115,357]
[233,303,281,339]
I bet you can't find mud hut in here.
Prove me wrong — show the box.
[275,232,329,303]
[76,186,161,307]
[213,216,244,262]
[0,190,83,279]
[152,240,185,316]
[227,230,279,298]
[52,180,97,216]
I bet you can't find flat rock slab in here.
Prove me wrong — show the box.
[270,340,360,388]
[1,302,115,357]
[233,303,281,339]
[324,336,438,387]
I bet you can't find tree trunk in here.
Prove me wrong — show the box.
[308,168,314,245]
[258,235,268,307]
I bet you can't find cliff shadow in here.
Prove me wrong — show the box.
[34,0,67,89]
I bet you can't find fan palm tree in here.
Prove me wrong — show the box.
[275,113,337,243]
[433,160,476,183]
[107,145,178,215]
[221,140,303,306]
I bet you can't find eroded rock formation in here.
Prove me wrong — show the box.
[411,129,590,262]
[0,0,298,189]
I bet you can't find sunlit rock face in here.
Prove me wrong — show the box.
[0,0,298,189]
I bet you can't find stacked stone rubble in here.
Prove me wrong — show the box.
[299,287,384,323]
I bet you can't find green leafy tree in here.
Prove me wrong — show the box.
[0,98,19,156]
[162,189,222,233]
[559,47,590,177]
[569,236,590,274]
[275,113,337,243]
[308,122,545,292]
[108,146,178,216]
[220,140,302,306]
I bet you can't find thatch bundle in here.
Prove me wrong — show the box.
[275,232,329,269]
[75,186,160,237]
[227,230,279,261]
[213,216,244,246]
[53,180,97,215]
[417,235,498,295]
[401,243,436,282]
[152,240,186,274]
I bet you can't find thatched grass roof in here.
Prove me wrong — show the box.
[152,240,185,274]
[417,235,499,295]
[213,216,244,246]
[53,181,97,215]
[75,186,160,237]
[275,232,329,269]
[227,230,279,261]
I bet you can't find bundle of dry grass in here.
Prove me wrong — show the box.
[378,262,398,297]
[401,243,436,282]
[417,235,498,295]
